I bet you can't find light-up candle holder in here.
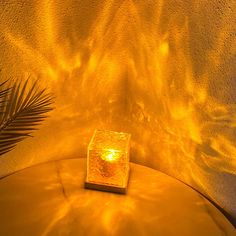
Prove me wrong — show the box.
[85,130,131,194]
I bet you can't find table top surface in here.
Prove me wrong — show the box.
[0,158,235,236]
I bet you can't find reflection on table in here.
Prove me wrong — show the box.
[0,158,235,236]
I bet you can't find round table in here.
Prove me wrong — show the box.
[0,158,235,236]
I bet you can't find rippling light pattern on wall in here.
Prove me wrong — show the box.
[0,0,236,224]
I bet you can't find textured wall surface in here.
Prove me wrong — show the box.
[0,0,236,225]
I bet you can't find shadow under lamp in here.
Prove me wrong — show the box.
[85,130,131,194]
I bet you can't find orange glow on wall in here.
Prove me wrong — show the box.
[0,0,236,224]
[85,130,131,193]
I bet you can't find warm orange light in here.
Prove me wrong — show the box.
[85,130,131,194]
[101,149,121,162]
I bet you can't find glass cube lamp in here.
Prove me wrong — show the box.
[85,130,131,194]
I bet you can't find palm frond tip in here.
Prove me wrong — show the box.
[0,79,54,156]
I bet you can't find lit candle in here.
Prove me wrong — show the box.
[85,130,131,194]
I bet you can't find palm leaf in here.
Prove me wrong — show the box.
[0,80,11,112]
[0,79,54,156]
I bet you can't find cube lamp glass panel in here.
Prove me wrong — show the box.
[85,130,131,194]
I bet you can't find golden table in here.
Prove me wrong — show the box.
[0,159,235,236]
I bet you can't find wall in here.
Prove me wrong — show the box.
[0,0,236,225]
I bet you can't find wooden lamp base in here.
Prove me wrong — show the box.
[84,181,127,194]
